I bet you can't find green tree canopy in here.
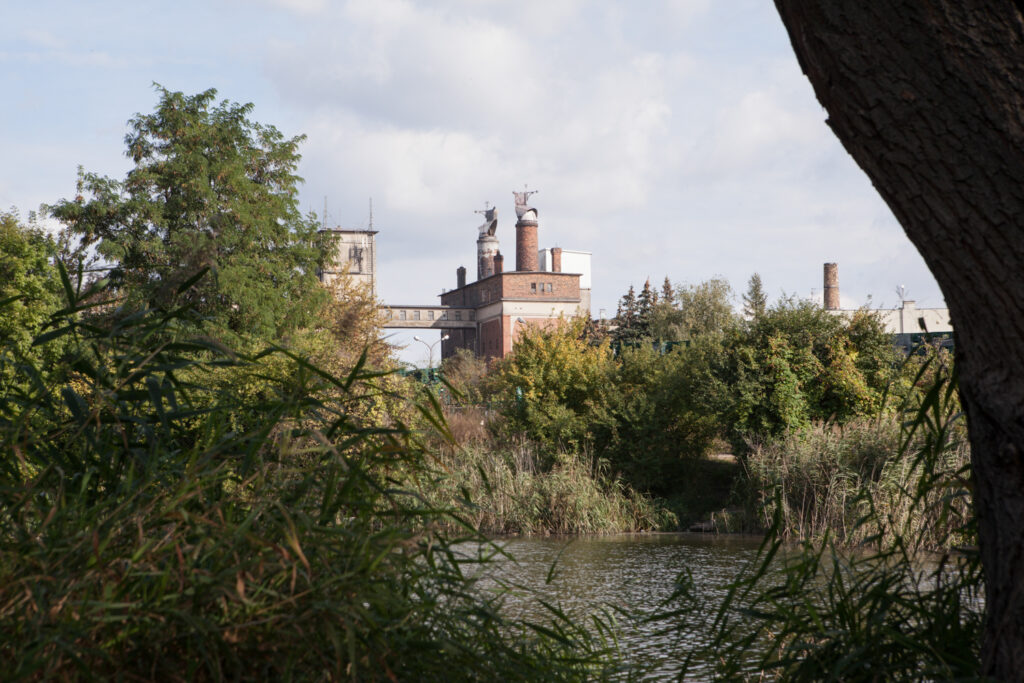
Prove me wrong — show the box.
[674,277,737,339]
[742,272,768,322]
[49,86,333,342]
[0,211,66,391]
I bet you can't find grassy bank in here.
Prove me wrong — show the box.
[420,407,677,535]
[744,414,972,549]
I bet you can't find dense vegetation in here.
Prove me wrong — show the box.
[1,86,981,678]
[460,275,935,532]
[0,90,630,679]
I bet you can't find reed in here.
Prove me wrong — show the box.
[666,347,982,680]
[0,266,627,681]
[744,412,970,549]
[420,420,676,535]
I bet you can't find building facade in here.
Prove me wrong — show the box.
[440,192,591,360]
[319,228,378,295]
[821,262,953,348]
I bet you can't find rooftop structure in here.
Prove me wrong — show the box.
[441,190,591,360]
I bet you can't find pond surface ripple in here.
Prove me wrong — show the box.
[478,533,764,680]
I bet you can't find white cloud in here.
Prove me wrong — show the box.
[1,0,947,367]
[265,0,328,13]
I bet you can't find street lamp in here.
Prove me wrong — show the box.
[413,333,449,369]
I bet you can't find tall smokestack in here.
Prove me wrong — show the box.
[823,262,839,310]
[513,188,539,272]
[478,234,498,279]
[457,266,466,289]
[516,215,538,272]
[475,206,499,280]
[551,247,562,273]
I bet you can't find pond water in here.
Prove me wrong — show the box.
[480,532,765,680]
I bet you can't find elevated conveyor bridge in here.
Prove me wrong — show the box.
[379,305,476,329]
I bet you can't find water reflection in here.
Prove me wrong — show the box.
[477,533,764,680]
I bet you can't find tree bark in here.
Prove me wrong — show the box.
[773,2,1024,678]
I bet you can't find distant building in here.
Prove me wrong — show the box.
[319,228,378,295]
[441,191,591,360]
[821,262,953,349]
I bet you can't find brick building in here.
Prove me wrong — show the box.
[441,191,591,360]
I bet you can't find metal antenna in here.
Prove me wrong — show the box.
[368,197,374,230]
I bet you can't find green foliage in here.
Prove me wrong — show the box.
[49,86,332,343]
[669,351,981,680]
[725,298,898,450]
[742,272,767,322]
[0,211,66,392]
[596,345,722,495]
[490,319,615,458]
[0,269,623,681]
[613,284,643,344]
[648,276,737,342]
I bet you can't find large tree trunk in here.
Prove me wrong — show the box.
[773,2,1024,678]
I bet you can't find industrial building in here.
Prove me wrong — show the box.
[320,190,591,361]
[821,262,954,348]
[440,190,591,360]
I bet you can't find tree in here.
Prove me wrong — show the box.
[49,86,332,342]
[0,211,67,393]
[674,277,737,339]
[636,278,656,339]
[773,3,1024,675]
[489,319,614,457]
[742,273,767,322]
[613,285,641,344]
[661,276,675,306]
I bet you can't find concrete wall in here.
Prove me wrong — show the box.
[319,229,377,295]
[538,248,592,289]
[873,301,952,335]
[828,300,952,335]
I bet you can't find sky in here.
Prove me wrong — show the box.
[2,0,945,366]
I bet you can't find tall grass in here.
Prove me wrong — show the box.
[427,442,675,536]
[744,367,971,550]
[420,407,676,535]
[0,267,627,681]
[663,348,983,679]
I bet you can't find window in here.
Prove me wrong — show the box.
[531,283,537,294]
[428,310,435,321]
[545,283,553,293]
[455,311,462,320]
[399,310,407,320]
[413,310,421,321]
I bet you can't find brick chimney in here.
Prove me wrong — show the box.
[551,247,562,273]
[494,251,504,274]
[457,266,466,289]
[516,214,538,272]
[823,262,839,310]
